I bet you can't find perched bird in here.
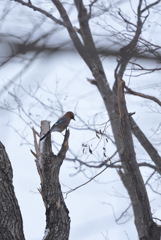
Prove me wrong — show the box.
[40,111,75,141]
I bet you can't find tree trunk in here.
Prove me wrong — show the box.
[32,120,70,240]
[0,142,25,240]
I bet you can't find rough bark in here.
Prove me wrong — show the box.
[119,169,161,240]
[113,80,154,240]
[32,121,70,240]
[0,142,25,240]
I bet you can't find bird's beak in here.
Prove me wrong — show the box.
[73,117,75,120]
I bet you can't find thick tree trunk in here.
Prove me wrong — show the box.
[0,142,25,240]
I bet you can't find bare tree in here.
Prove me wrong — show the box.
[0,0,161,239]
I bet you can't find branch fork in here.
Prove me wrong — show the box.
[31,120,70,240]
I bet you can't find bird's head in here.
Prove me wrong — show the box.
[66,111,75,120]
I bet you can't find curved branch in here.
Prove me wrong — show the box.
[125,85,161,107]
[14,0,64,26]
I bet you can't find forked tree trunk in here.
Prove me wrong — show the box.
[33,120,70,240]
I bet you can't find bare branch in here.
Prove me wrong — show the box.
[58,129,70,159]
[125,85,161,107]
[65,164,110,197]
[114,0,144,81]
[130,117,161,174]
[66,150,119,169]
[14,0,64,25]
[88,0,98,19]
[141,0,161,13]
[118,9,136,28]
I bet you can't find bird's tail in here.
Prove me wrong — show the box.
[40,130,50,141]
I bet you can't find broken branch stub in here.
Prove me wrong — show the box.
[32,121,70,240]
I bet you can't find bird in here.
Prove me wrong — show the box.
[40,111,75,141]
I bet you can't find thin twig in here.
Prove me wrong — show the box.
[65,150,119,197]
[65,165,110,197]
